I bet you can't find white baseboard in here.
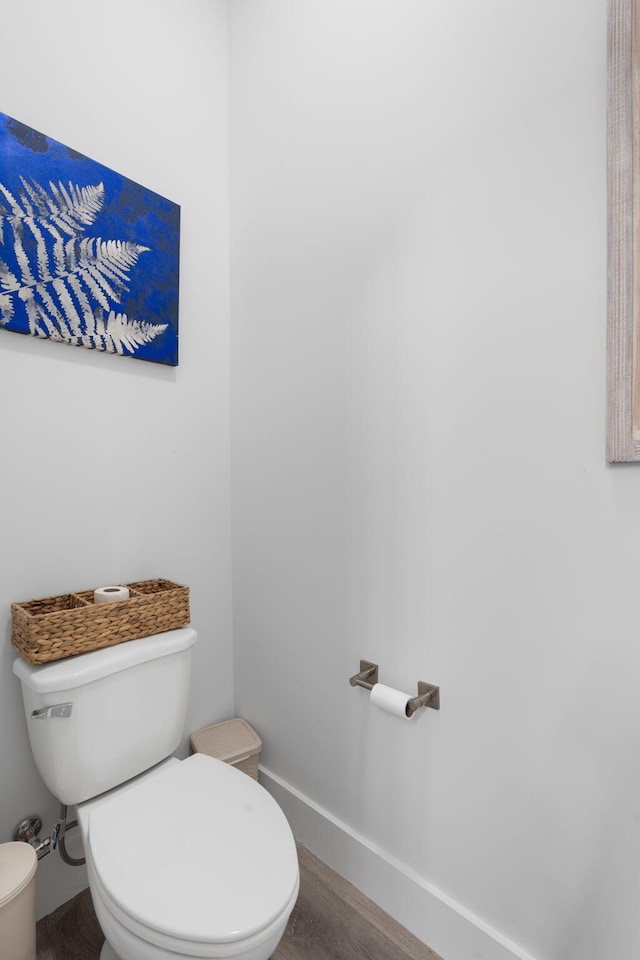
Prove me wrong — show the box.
[260,766,538,960]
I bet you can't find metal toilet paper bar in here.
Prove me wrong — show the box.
[349,660,440,717]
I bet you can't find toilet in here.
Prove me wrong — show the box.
[13,627,299,960]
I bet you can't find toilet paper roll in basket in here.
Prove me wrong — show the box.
[94,585,131,604]
[370,682,414,720]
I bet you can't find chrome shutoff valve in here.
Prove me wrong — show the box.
[12,816,51,860]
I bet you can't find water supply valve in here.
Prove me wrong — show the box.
[12,816,51,860]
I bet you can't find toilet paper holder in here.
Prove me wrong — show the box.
[349,660,440,716]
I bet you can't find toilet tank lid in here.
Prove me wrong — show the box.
[13,627,197,693]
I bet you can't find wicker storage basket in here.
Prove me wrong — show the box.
[12,579,190,665]
[190,718,262,780]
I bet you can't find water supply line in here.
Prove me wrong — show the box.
[56,804,85,867]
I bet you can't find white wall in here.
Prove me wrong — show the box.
[230,3,627,960]
[0,0,233,919]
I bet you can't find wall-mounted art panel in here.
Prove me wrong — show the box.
[0,112,180,366]
[608,0,638,458]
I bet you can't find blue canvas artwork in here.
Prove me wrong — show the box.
[0,112,180,365]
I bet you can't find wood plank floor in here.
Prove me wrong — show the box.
[36,845,443,960]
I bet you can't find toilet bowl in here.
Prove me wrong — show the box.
[90,869,296,960]
[13,628,300,960]
[76,754,299,960]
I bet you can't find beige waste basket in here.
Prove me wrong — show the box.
[191,718,262,779]
[0,841,37,960]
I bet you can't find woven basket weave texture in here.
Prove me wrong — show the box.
[11,579,190,665]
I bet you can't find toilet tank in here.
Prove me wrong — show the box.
[13,627,197,804]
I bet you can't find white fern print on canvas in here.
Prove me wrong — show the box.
[0,111,180,365]
[0,177,166,355]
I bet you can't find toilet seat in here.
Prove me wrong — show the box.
[85,754,299,955]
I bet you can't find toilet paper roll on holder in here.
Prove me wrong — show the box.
[349,660,440,716]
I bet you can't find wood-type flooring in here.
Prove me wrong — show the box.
[36,845,443,960]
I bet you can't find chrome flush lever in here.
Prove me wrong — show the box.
[31,702,73,720]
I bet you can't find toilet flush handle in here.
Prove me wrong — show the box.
[31,702,73,720]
